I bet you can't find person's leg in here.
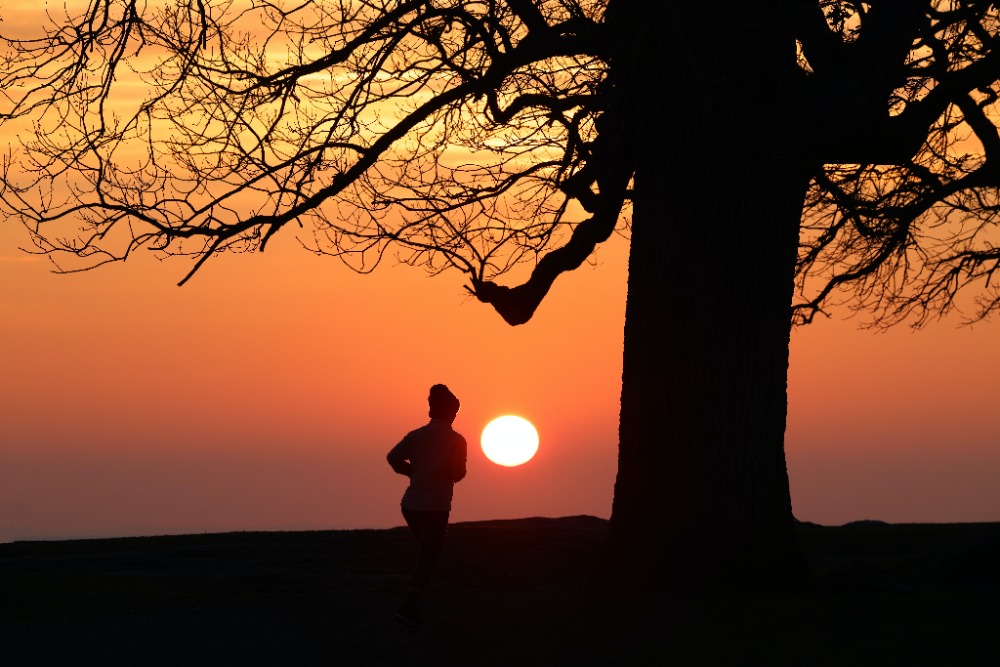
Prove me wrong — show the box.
[397,508,449,626]
[402,508,450,589]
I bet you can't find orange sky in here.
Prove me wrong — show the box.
[2,212,999,543]
[1,2,999,542]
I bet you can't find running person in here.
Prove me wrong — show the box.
[387,384,467,627]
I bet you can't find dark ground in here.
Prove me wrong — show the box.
[2,516,998,666]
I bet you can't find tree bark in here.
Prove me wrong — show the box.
[594,1,814,593]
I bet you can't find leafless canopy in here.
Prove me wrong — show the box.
[797,1,1000,326]
[3,1,1000,327]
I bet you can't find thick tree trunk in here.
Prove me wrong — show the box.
[595,1,814,593]
[599,161,813,593]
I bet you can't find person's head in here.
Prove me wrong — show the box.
[428,384,460,422]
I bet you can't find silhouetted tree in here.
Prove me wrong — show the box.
[4,1,1000,592]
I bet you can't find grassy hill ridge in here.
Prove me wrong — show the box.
[3,516,998,665]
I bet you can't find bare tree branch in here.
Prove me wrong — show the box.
[796,1,1000,326]
[4,1,1000,329]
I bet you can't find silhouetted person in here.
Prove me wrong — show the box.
[387,384,467,627]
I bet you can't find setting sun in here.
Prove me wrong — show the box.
[481,416,539,467]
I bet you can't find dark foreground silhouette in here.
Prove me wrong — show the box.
[387,383,467,628]
[3,516,998,666]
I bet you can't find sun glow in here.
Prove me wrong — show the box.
[481,415,539,467]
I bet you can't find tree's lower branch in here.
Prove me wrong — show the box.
[470,160,631,325]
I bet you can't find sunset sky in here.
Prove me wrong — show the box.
[3,213,999,543]
[2,2,999,544]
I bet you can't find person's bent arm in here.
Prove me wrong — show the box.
[387,441,412,477]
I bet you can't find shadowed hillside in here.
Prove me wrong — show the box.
[3,516,998,666]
